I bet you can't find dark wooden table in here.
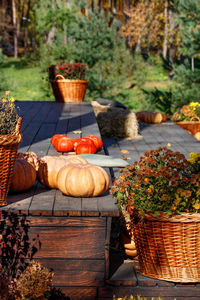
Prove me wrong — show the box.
[1,101,200,300]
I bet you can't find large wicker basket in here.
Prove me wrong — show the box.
[50,79,88,103]
[0,117,22,206]
[132,211,200,282]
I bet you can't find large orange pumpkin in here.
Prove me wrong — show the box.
[10,159,37,192]
[38,155,88,189]
[57,163,110,197]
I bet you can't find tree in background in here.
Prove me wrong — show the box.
[35,1,135,102]
[69,6,134,100]
[120,0,178,63]
[173,0,200,107]
[0,0,35,57]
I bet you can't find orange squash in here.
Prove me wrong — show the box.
[38,155,88,189]
[57,163,110,197]
[136,111,167,124]
[10,159,37,192]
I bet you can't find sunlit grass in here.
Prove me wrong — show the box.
[0,57,173,108]
[0,58,54,101]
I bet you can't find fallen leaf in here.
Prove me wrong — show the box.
[122,157,130,160]
[120,149,130,154]
[72,130,82,134]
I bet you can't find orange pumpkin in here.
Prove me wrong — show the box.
[10,159,37,192]
[38,155,88,189]
[57,163,110,197]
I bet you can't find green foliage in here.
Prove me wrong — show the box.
[172,0,200,106]
[175,0,200,57]
[173,59,200,106]
[111,147,200,216]
[64,8,134,101]
[142,88,174,115]
[0,48,5,65]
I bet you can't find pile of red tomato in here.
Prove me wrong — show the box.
[51,134,103,154]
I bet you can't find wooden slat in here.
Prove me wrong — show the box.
[29,226,105,259]
[56,287,97,300]
[39,259,104,286]
[53,189,82,216]
[28,216,106,227]
[99,286,200,298]
[28,182,55,216]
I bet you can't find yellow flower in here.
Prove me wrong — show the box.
[10,97,15,102]
[188,152,200,163]
[189,102,200,107]
[193,202,200,210]
[5,90,10,96]
[1,98,6,103]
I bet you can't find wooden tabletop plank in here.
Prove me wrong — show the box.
[28,182,55,216]
[2,102,200,216]
[53,189,82,217]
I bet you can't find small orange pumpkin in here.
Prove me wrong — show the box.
[10,159,37,192]
[57,163,110,197]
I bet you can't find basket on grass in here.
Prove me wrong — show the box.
[50,76,88,103]
[132,211,200,283]
[0,117,22,206]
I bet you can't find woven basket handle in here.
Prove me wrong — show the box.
[15,117,22,135]
[55,74,65,80]
[190,116,200,121]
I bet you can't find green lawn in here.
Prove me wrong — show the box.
[0,57,173,109]
[0,58,54,101]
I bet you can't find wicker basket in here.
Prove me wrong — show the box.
[176,121,200,136]
[50,79,89,103]
[131,211,200,282]
[0,117,22,206]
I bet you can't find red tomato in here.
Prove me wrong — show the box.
[75,142,96,154]
[51,134,66,147]
[56,137,74,152]
[73,138,96,151]
[84,136,103,150]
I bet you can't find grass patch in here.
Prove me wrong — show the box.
[0,58,54,101]
[0,57,173,108]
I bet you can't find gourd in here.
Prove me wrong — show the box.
[38,155,88,189]
[73,138,96,151]
[83,136,103,150]
[51,134,66,147]
[10,159,37,192]
[57,163,110,197]
[75,142,96,154]
[136,111,167,124]
[17,151,40,171]
[54,136,74,152]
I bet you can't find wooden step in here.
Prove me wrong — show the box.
[100,259,200,300]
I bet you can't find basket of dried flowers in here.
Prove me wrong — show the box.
[0,91,22,206]
[171,102,200,137]
[111,147,200,282]
[49,62,88,102]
